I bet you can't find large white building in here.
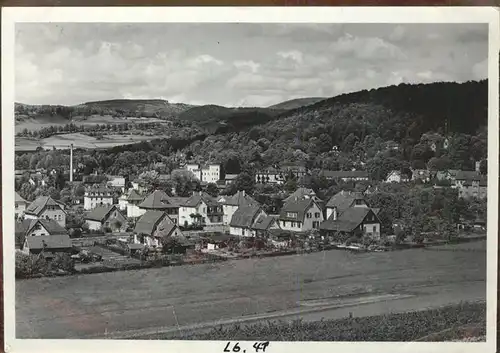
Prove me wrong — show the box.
[83,186,114,211]
[178,192,223,228]
[185,163,221,184]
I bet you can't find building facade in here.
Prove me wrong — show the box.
[185,163,221,184]
[279,199,324,232]
[84,187,114,210]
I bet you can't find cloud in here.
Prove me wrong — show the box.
[15,23,488,107]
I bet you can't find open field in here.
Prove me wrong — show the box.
[15,132,165,152]
[16,240,486,339]
[15,114,165,133]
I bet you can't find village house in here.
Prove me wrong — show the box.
[138,190,182,224]
[224,174,239,185]
[252,215,281,238]
[279,198,324,232]
[133,210,184,248]
[178,192,224,228]
[320,204,382,241]
[319,170,369,182]
[124,189,146,218]
[283,187,325,210]
[22,234,72,258]
[84,205,127,232]
[325,191,369,220]
[15,218,68,250]
[83,186,114,210]
[229,204,267,237]
[185,163,221,184]
[281,165,308,180]
[24,196,67,227]
[255,167,285,185]
[15,192,28,220]
[218,190,259,226]
[385,170,410,183]
[453,171,487,199]
[131,179,149,194]
[106,175,126,192]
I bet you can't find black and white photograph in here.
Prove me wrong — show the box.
[2,6,499,353]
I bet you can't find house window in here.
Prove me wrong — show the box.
[306,213,312,218]
[314,212,320,218]
[287,212,296,218]
[291,222,296,228]
[372,225,377,233]
[313,221,319,229]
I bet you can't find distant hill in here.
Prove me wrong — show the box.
[80,99,194,118]
[268,97,326,110]
[178,104,286,133]
[276,80,488,137]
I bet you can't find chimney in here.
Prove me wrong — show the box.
[69,144,74,182]
[242,190,245,196]
[333,207,338,221]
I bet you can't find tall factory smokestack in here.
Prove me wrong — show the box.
[70,144,74,182]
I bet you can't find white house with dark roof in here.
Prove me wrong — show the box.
[385,170,410,183]
[16,218,71,256]
[15,192,28,220]
[252,214,280,238]
[178,191,223,228]
[229,204,267,237]
[125,189,146,218]
[322,190,381,240]
[106,175,126,192]
[84,205,127,232]
[218,190,259,226]
[84,186,114,210]
[279,198,323,232]
[185,163,221,184]
[453,171,487,199]
[138,190,181,223]
[325,191,368,220]
[133,210,184,248]
[24,196,67,227]
[319,170,369,182]
[320,206,381,240]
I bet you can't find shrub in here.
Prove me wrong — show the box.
[15,253,48,278]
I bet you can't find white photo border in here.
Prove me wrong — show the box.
[2,6,499,353]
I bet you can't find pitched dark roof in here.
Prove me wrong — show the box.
[134,210,176,236]
[320,170,369,179]
[279,198,317,222]
[25,196,65,216]
[85,205,121,222]
[252,215,277,231]
[219,191,258,207]
[230,204,262,228]
[326,191,366,211]
[181,192,219,207]
[284,188,317,203]
[320,207,378,232]
[24,234,72,250]
[15,192,27,203]
[139,190,178,209]
[127,189,144,202]
[30,219,68,235]
[15,220,32,247]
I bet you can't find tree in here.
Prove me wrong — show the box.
[284,178,298,193]
[171,169,197,197]
[233,172,255,195]
[206,183,219,197]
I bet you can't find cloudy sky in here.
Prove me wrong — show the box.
[15,23,488,107]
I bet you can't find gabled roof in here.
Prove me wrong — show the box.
[252,215,278,231]
[320,207,379,232]
[28,219,68,235]
[25,196,65,216]
[134,210,176,236]
[284,188,317,203]
[279,198,317,222]
[455,170,483,181]
[24,234,72,250]
[326,191,366,212]
[320,170,369,179]
[219,191,258,207]
[15,192,27,203]
[181,192,219,207]
[230,204,262,228]
[85,205,122,222]
[138,190,178,209]
[127,189,144,202]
